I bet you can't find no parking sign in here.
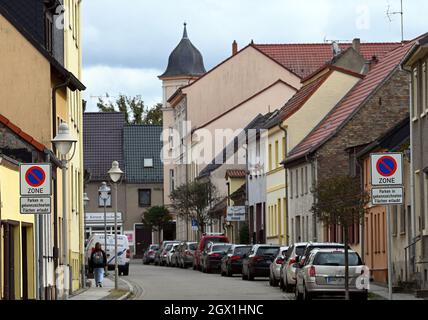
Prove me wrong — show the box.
[20,164,52,196]
[371,153,403,186]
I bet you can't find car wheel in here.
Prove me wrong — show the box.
[295,283,303,301]
[248,269,254,281]
[269,274,274,287]
[303,284,312,301]
[272,276,279,287]
[227,267,233,277]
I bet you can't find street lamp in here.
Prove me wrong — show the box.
[108,161,123,290]
[83,192,90,288]
[52,122,77,299]
[98,182,111,275]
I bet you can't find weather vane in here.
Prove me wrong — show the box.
[386,0,404,42]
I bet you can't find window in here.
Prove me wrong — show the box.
[400,205,406,234]
[349,153,357,177]
[275,140,279,169]
[282,137,287,159]
[138,189,151,207]
[268,144,272,171]
[44,13,53,53]
[305,166,309,194]
[412,67,419,118]
[290,170,293,199]
[423,63,427,113]
[144,158,154,168]
[295,169,299,198]
[301,167,304,196]
[392,206,398,236]
[169,169,175,193]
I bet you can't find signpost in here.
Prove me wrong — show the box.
[226,206,246,222]
[370,153,404,301]
[20,164,52,215]
[191,219,198,231]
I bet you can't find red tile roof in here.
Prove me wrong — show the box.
[225,169,247,179]
[0,114,46,152]
[253,42,403,78]
[284,41,415,165]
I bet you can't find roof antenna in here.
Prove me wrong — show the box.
[386,0,404,42]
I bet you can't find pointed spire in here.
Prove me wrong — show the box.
[183,22,188,39]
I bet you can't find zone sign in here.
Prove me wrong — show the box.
[20,164,52,196]
[370,153,403,186]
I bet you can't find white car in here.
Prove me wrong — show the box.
[85,234,131,276]
[166,244,180,266]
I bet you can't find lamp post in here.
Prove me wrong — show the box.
[52,122,77,299]
[83,192,90,288]
[99,182,110,275]
[108,161,123,290]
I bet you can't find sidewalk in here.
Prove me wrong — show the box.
[369,282,424,300]
[70,277,132,300]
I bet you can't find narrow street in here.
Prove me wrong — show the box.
[126,261,293,300]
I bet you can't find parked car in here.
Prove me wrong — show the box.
[242,244,280,281]
[170,242,184,267]
[166,243,180,266]
[159,243,175,266]
[295,248,368,300]
[194,233,229,271]
[220,245,252,277]
[299,242,346,266]
[85,233,131,276]
[201,243,233,273]
[178,241,198,268]
[154,240,180,266]
[269,246,288,287]
[279,242,308,292]
[142,244,159,265]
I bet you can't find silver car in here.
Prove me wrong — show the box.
[295,248,368,300]
[269,246,288,287]
[280,242,308,292]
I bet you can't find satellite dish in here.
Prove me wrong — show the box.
[332,41,342,56]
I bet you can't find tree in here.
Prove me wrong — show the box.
[142,206,172,243]
[170,180,220,236]
[97,94,162,125]
[311,175,369,300]
[239,222,250,244]
[145,103,163,125]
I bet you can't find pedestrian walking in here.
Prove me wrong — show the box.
[89,242,107,287]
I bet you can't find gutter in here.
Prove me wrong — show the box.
[278,122,289,245]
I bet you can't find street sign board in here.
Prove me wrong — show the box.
[191,219,198,231]
[20,164,51,196]
[20,197,51,214]
[371,153,403,186]
[227,206,246,222]
[372,187,404,205]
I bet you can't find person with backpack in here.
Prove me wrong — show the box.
[89,242,107,287]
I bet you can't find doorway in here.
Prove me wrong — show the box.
[3,223,15,300]
[135,224,152,258]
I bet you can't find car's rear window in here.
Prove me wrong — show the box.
[257,247,280,256]
[313,252,362,266]
[203,237,227,247]
[234,246,251,255]
[188,243,197,250]
[295,246,306,256]
[165,244,173,251]
[150,245,159,250]
[212,245,231,252]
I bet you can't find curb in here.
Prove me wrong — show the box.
[118,278,134,300]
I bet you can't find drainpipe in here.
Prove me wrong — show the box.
[51,78,71,299]
[278,123,289,245]
[0,157,3,300]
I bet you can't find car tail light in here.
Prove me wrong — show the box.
[252,256,263,263]
[276,258,284,265]
[231,255,241,262]
[209,253,221,258]
[126,249,131,259]
[309,266,316,277]
[288,258,296,266]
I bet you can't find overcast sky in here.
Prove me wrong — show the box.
[82,0,428,111]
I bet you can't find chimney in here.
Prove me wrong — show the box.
[352,38,361,53]
[232,40,238,56]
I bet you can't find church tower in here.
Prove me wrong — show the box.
[159,23,206,226]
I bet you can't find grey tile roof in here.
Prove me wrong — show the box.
[123,125,163,184]
[83,112,126,181]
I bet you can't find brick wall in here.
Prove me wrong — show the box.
[317,69,410,180]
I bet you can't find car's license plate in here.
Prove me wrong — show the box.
[326,277,344,284]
